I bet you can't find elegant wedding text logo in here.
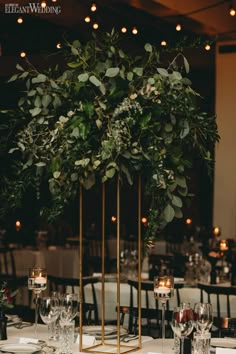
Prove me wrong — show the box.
[5,2,61,14]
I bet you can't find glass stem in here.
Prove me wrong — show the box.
[161,301,166,353]
[34,292,40,338]
[181,337,184,354]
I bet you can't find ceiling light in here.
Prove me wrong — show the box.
[161,40,167,46]
[132,26,138,35]
[93,22,99,30]
[84,16,91,23]
[17,17,23,24]
[121,27,127,33]
[20,51,26,58]
[176,23,182,31]
[91,3,96,12]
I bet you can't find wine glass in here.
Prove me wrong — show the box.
[194,302,213,334]
[28,267,47,337]
[60,294,79,323]
[154,276,174,352]
[171,303,194,354]
[39,296,60,340]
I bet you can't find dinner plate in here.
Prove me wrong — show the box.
[0,343,42,354]
[83,325,127,340]
[211,338,236,349]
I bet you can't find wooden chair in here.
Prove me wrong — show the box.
[198,282,236,337]
[48,275,99,325]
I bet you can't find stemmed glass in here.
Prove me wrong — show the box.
[194,302,213,333]
[154,276,174,353]
[171,303,194,354]
[28,267,47,337]
[39,296,60,340]
[60,293,79,323]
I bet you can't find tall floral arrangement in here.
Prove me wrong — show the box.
[0,31,219,244]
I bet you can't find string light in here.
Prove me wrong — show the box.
[93,22,99,30]
[132,26,138,35]
[176,23,182,31]
[205,43,211,51]
[111,216,117,222]
[91,3,97,12]
[41,1,46,8]
[52,0,57,2]
[20,51,26,57]
[161,40,167,46]
[186,218,192,225]
[121,26,127,33]
[15,220,21,231]
[84,16,91,23]
[17,17,23,24]
[56,42,61,49]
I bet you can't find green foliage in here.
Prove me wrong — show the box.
[0,31,219,243]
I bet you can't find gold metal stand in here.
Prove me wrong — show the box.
[79,177,142,353]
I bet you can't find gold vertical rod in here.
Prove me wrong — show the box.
[138,176,142,348]
[79,185,83,352]
[116,176,121,354]
[101,183,105,343]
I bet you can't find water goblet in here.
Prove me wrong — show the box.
[39,296,60,340]
[60,293,79,323]
[171,303,194,354]
[194,302,213,334]
[28,267,47,337]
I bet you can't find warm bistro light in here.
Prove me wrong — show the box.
[52,0,57,2]
[93,22,99,30]
[56,42,61,49]
[91,3,97,12]
[20,51,26,58]
[229,4,236,16]
[132,26,138,35]
[41,1,46,8]
[219,239,229,252]
[186,218,192,225]
[176,23,182,31]
[205,43,211,51]
[84,16,91,23]
[213,226,221,236]
[15,220,21,231]
[111,216,117,222]
[141,217,148,224]
[121,26,127,33]
[161,40,167,46]
[17,17,23,24]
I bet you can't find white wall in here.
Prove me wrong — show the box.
[213,41,236,239]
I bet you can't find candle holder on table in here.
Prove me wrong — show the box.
[28,267,47,337]
[154,275,174,353]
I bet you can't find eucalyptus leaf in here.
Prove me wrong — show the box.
[163,204,175,222]
[89,75,102,87]
[105,67,119,77]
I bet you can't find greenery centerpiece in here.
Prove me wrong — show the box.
[0,31,219,244]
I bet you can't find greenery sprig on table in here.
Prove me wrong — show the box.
[0,30,219,244]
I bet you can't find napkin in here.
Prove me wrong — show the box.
[19,337,39,344]
[216,348,236,354]
[75,334,96,346]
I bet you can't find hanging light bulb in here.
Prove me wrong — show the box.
[52,0,57,2]
[20,51,26,58]
[93,22,99,30]
[176,23,182,31]
[41,1,46,8]
[56,42,61,49]
[205,43,211,51]
[91,3,97,12]
[84,16,91,23]
[229,2,236,16]
[132,26,138,35]
[121,26,127,33]
[17,16,23,24]
[161,40,167,46]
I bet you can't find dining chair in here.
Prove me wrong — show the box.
[198,282,236,337]
[48,275,99,325]
[126,279,174,338]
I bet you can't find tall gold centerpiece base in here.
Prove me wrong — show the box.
[79,177,142,354]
